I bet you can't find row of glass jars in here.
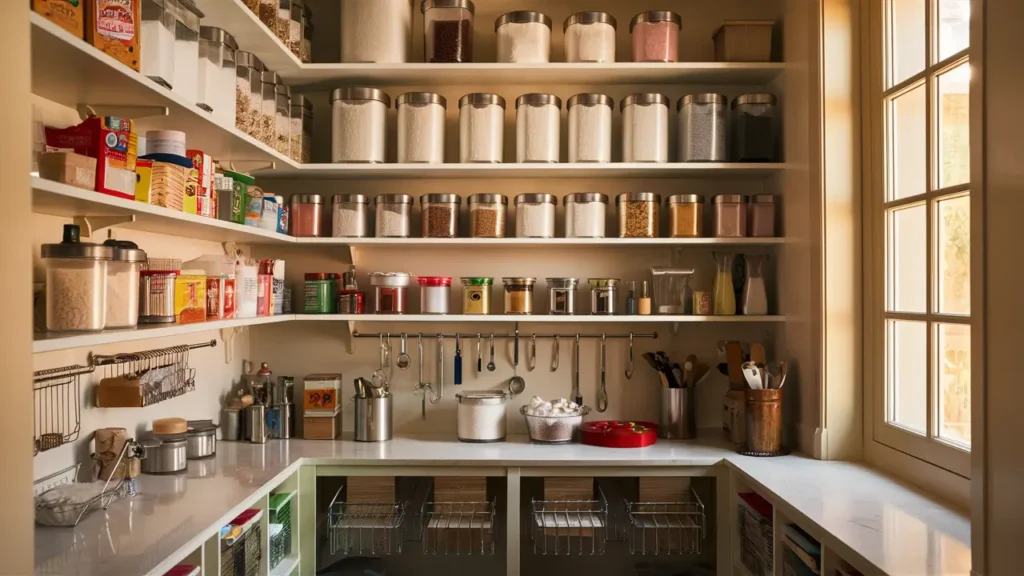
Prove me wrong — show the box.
[243,0,313,63]
[235,51,313,164]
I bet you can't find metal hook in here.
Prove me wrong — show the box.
[625,332,634,380]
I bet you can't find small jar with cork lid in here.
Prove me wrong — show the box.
[420,194,462,238]
[668,194,704,238]
[502,277,536,314]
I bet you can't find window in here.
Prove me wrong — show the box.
[869,0,971,477]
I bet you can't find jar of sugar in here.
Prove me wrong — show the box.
[630,10,681,62]
[331,87,390,163]
[375,194,413,237]
[331,194,369,238]
[564,193,608,238]
[459,93,505,163]
[515,94,561,163]
[567,93,613,163]
[563,12,617,63]
[622,93,671,163]
[514,193,557,238]
[495,11,552,63]
[396,92,446,164]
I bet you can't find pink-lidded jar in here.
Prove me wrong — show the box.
[630,11,681,62]
[748,194,777,237]
[712,194,748,237]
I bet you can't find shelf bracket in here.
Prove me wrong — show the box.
[73,214,136,238]
[77,104,169,121]
[227,161,277,172]
[220,327,245,364]
[346,320,355,354]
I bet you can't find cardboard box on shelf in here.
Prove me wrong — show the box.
[44,115,137,199]
[86,0,141,72]
[38,152,97,191]
[303,410,341,440]
[33,0,86,38]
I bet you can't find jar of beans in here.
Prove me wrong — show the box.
[630,11,681,62]
[331,194,369,238]
[564,193,608,238]
[461,277,492,314]
[468,194,507,238]
[617,192,661,238]
[712,194,748,237]
[514,193,557,238]
[668,194,704,238]
[502,277,536,314]
[420,194,462,237]
[370,272,412,314]
[375,194,413,237]
[422,0,475,63]
[748,194,776,236]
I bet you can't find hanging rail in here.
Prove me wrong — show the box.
[89,339,217,366]
[353,332,658,340]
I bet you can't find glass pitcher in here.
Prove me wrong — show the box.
[712,252,736,315]
[742,255,769,315]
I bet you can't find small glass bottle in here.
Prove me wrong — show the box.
[638,281,652,315]
[625,280,638,314]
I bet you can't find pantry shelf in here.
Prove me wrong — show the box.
[300,237,785,247]
[256,162,789,180]
[306,315,786,324]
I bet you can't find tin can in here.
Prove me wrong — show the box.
[693,291,711,315]
[339,290,365,313]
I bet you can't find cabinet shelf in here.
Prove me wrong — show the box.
[326,315,786,324]
[257,162,789,180]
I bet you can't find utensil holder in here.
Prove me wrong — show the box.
[355,395,393,442]
[659,387,696,440]
[742,389,783,456]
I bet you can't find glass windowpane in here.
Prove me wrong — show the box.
[938,0,970,61]
[888,0,926,87]
[937,195,970,314]
[888,204,927,313]
[889,85,928,200]
[888,320,928,434]
[938,63,970,188]
[937,323,971,447]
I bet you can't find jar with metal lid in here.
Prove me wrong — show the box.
[422,0,475,63]
[341,0,410,63]
[456,391,507,443]
[748,195,776,237]
[514,194,556,238]
[461,277,492,314]
[588,278,619,315]
[668,194,705,238]
[396,92,446,163]
[289,194,323,237]
[564,193,608,238]
[103,239,147,329]
[617,192,661,238]
[733,93,778,162]
[420,194,461,238]
[301,5,313,63]
[564,12,616,62]
[235,52,262,136]
[287,1,302,59]
[568,93,613,163]
[258,0,276,30]
[198,27,238,127]
[259,71,280,146]
[468,194,507,238]
[290,94,313,163]
[713,194,748,237]
[41,224,113,332]
[304,273,337,314]
[142,0,176,90]
[273,0,292,45]
[375,194,413,237]
[418,276,452,314]
[622,93,670,163]
[630,10,681,62]
[502,277,536,314]
[275,84,292,155]
[678,93,728,162]
[172,0,203,105]
[516,94,561,163]
[546,277,579,315]
[331,87,390,163]
[496,11,551,63]
[459,93,505,163]
[370,272,412,314]
[332,194,369,238]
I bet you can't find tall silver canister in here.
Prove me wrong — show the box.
[659,387,696,439]
[248,404,268,444]
[354,395,393,442]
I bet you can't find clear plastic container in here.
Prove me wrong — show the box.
[678,93,728,162]
[515,94,561,163]
[617,192,661,238]
[733,93,779,162]
[340,0,411,63]
[567,93,613,163]
[564,193,608,238]
[141,0,175,89]
[331,87,390,163]
[459,93,505,163]
[502,277,536,314]
[712,194,748,237]
[514,193,556,238]
[370,272,412,314]
[495,11,551,63]
[418,276,452,314]
[622,93,670,163]
[461,277,492,314]
[104,240,147,329]
[172,0,202,105]
[290,94,313,163]
[468,194,507,238]
[420,194,461,238]
[375,194,413,237]
[301,5,313,63]
[235,51,263,137]
[422,0,475,63]
[588,278,619,315]
[258,0,277,29]
[668,194,705,238]
[332,194,369,238]
[630,10,681,62]
[259,71,280,147]
[275,84,291,156]
[41,225,113,332]
[748,194,776,237]
[198,27,238,126]
[563,12,616,62]
[396,92,446,163]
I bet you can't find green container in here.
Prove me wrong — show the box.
[304,273,337,314]
[224,170,255,225]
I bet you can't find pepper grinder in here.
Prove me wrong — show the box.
[638,281,652,315]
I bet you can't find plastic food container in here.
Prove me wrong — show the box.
[733,93,778,162]
[622,93,670,163]
[396,92,446,163]
[468,194,507,238]
[332,194,369,238]
[668,194,705,238]
[514,193,556,238]
[141,0,176,90]
[749,194,776,237]
[563,12,616,62]
[420,194,461,238]
[521,405,590,444]
[418,276,452,314]
[235,51,263,137]
[103,240,147,329]
[564,192,608,238]
[678,93,728,162]
[422,0,475,63]
[41,225,112,332]
[617,192,661,238]
[198,27,238,126]
[630,11,681,62]
[713,194,748,237]
[546,277,579,315]
[588,278,619,315]
[370,272,412,314]
[375,194,413,237]
[495,11,551,63]
[502,277,536,314]
[461,277,492,314]
[290,95,313,163]
[567,93,613,163]
[515,94,561,163]
[340,0,411,63]
[459,93,505,163]
[331,88,391,163]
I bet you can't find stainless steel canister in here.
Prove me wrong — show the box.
[185,421,217,459]
[271,376,294,405]
[546,277,579,315]
[677,93,728,162]
[354,395,393,442]
[139,437,188,474]
[221,408,241,441]
[139,271,177,323]
[659,387,696,439]
[248,404,268,444]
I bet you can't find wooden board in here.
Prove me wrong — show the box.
[639,477,692,503]
[433,477,487,503]
[543,477,594,501]
[346,476,395,503]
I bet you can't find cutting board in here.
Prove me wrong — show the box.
[580,421,658,448]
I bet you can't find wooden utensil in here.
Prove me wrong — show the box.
[725,341,745,389]
[750,342,767,366]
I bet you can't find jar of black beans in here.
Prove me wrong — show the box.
[732,93,779,162]
[422,0,475,63]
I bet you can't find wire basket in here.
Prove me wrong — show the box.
[624,489,706,555]
[326,486,407,556]
[530,487,609,555]
[221,509,263,576]
[268,492,294,558]
[738,494,773,576]
[269,524,286,569]
[33,441,135,527]
[421,499,496,555]
[92,342,210,407]
[33,364,90,454]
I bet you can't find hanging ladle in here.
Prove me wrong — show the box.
[625,332,634,380]
[508,326,526,396]
[397,333,411,371]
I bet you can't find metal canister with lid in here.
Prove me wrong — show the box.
[668,194,705,238]
[588,278,620,315]
[546,277,580,315]
[41,224,113,332]
[678,93,728,162]
[461,277,493,314]
[332,194,369,237]
[502,277,537,314]
[289,194,323,237]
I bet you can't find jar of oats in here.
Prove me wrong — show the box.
[616,192,661,238]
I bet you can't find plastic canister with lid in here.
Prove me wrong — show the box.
[563,12,616,62]
[331,87,391,163]
[630,10,681,62]
[41,224,113,332]
[515,94,561,163]
[396,92,447,163]
[567,93,613,163]
[289,194,323,237]
[495,11,552,63]
[564,193,608,238]
[103,239,147,329]
[621,93,670,163]
[678,93,728,162]
[459,93,505,163]
[332,194,369,238]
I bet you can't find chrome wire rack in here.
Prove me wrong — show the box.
[624,489,706,555]
[326,486,407,556]
[421,499,496,555]
[33,364,91,454]
[92,340,214,406]
[530,487,609,556]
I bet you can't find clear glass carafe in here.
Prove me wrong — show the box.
[741,254,768,315]
[712,252,736,315]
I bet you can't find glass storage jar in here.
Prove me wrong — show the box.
[515,194,556,238]
[198,27,238,127]
[287,1,302,59]
[274,0,292,45]
[370,272,412,314]
[515,94,561,163]
[617,192,661,238]
[375,194,413,237]
[235,51,263,137]
[258,0,277,29]
[141,0,175,90]
[275,84,291,155]
[630,10,681,62]
[678,93,728,162]
[461,277,492,314]
[712,194,748,237]
[563,12,616,62]
[301,5,313,63]
[396,92,446,163]
[459,93,505,163]
[668,194,704,238]
[259,71,280,147]
[332,194,369,238]
[422,0,475,63]
[468,194,507,238]
[748,194,776,237]
[567,93,613,163]
[733,93,778,161]
[41,224,113,332]
[622,93,670,163]
[341,0,411,63]
[331,87,390,163]
[418,276,452,314]
[502,277,536,314]
[588,278,619,315]
[290,94,313,163]
[172,0,203,105]
[495,11,551,63]
[104,240,146,329]
[289,194,323,237]
[546,277,579,315]
[420,194,461,238]
[564,193,608,238]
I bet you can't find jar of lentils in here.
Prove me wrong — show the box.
[502,277,536,314]
[678,93,728,162]
[514,193,557,238]
[375,194,413,237]
[421,194,461,238]
[468,194,507,238]
[332,194,369,238]
[668,194,704,238]
[564,193,607,238]
[617,192,661,238]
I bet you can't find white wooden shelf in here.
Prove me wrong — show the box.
[269,556,300,576]
[306,314,786,323]
[256,162,788,180]
[300,237,785,247]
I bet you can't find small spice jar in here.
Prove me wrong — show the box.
[290,95,313,163]
[420,194,462,238]
[461,277,492,314]
[422,0,475,63]
[495,11,552,63]
[588,278,619,315]
[567,93,613,163]
[340,0,411,63]
[564,193,608,238]
[370,272,412,314]
[668,194,705,238]
[468,194,507,238]
[304,273,337,314]
[459,93,505,163]
[396,92,447,164]
[748,195,776,237]
[418,276,452,314]
[332,194,369,238]
[678,94,728,162]
[712,194,748,237]
[546,277,579,315]
[617,192,661,238]
[514,194,557,238]
[515,94,561,163]
[331,87,391,163]
[502,277,536,314]
[375,194,414,237]
[732,93,779,162]
[622,93,670,163]
[289,194,324,237]
[630,11,681,62]
[563,12,617,63]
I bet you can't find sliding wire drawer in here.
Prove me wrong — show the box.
[326,486,407,556]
